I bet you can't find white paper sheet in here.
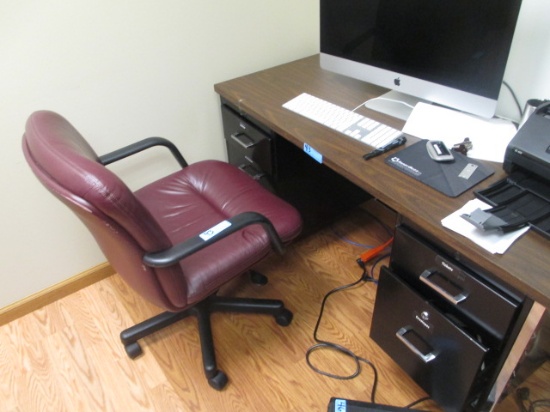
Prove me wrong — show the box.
[441,199,529,254]
[403,103,517,163]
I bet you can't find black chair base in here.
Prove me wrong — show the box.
[120,284,293,390]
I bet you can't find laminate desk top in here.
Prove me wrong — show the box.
[214,54,550,309]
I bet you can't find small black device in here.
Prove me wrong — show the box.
[327,398,426,412]
[363,136,407,160]
[426,140,454,162]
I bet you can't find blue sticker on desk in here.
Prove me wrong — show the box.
[304,143,323,163]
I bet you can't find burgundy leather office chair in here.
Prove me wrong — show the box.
[22,110,302,390]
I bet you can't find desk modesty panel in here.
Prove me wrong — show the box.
[214,55,550,309]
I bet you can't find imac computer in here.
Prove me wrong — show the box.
[320,0,524,120]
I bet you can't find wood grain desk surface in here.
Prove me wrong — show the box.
[215,54,550,308]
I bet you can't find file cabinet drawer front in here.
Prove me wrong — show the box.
[391,226,520,341]
[370,267,488,412]
[222,104,273,176]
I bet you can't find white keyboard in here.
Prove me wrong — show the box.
[283,93,403,149]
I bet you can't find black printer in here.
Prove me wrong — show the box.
[463,102,550,239]
[504,102,550,177]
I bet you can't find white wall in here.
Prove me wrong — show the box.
[497,0,550,121]
[1,0,549,310]
[0,0,319,309]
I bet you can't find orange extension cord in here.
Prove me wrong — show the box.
[357,236,394,267]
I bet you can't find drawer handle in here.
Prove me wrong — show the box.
[419,269,468,305]
[396,327,437,363]
[231,132,258,149]
[238,163,265,180]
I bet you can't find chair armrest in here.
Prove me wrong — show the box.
[143,212,284,268]
[98,137,188,168]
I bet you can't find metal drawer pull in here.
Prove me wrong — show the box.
[230,132,257,149]
[396,327,437,363]
[238,164,265,180]
[419,269,468,305]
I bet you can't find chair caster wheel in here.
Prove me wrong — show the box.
[250,270,268,286]
[208,370,228,391]
[124,341,143,359]
[275,309,293,326]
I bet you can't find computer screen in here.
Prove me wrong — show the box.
[320,0,523,119]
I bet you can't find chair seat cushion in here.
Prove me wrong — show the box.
[135,160,302,304]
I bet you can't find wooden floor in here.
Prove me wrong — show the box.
[1,203,548,411]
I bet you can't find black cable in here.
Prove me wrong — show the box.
[309,214,428,407]
[516,387,550,412]
[404,396,432,409]
[305,268,379,403]
[502,80,524,118]
[306,258,435,409]
[305,261,433,409]
[530,399,550,411]
[368,252,390,282]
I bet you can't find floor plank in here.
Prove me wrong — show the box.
[1,204,547,411]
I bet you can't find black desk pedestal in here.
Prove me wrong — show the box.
[221,98,370,236]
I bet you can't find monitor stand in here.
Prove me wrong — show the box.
[363,90,429,121]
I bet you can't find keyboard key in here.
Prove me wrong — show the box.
[283,93,403,148]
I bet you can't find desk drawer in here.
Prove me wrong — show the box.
[390,226,520,344]
[371,267,489,412]
[222,104,273,178]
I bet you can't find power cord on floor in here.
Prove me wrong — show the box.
[305,264,380,403]
[306,233,432,409]
[403,396,432,409]
[516,387,550,412]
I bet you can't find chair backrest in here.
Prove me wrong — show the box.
[22,111,187,311]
